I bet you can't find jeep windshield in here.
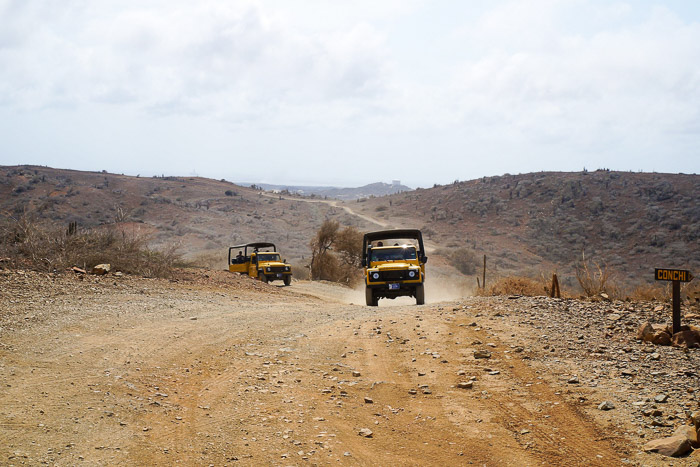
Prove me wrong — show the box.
[370,246,417,262]
[257,253,281,262]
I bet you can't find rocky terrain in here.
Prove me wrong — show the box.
[1,267,699,465]
[472,295,700,442]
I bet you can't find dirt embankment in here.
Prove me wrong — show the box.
[1,269,698,466]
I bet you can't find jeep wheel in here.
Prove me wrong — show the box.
[260,272,268,283]
[415,284,425,305]
[283,275,291,286]
[365,288,378,307]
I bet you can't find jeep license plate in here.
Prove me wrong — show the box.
[277,273,283,278]
[388,283,400,290]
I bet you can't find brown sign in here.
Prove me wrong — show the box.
[655,268,693,282]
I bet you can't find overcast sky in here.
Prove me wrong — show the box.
[1,1,699,187]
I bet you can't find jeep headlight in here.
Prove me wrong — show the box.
[372,272,380,280]
[285,266,290,271]
[266,267,271,272]
[408,270,416,278]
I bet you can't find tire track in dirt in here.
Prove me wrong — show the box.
[1,273,632,465]
[318,304,626,466]
[443,311,626,466]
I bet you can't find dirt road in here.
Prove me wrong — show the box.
[0,269,649,466]
[259,193,445,256]
[259,192,390,229]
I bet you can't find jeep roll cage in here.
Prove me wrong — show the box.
[361,229,427,267]
[228,242,277,265]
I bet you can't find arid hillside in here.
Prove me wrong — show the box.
[351,170,700,291]
[0,165,376,268]
[2,166,698,293]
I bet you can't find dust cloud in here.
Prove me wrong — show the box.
[337,274,473,307]
[424,275,473,303]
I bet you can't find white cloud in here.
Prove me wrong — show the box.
[0,1,392,121]
[0,0,699,185]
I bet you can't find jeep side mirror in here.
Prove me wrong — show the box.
[421,256,428,264]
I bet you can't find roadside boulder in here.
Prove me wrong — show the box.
[474,349,492,359]
[636,322,654,341]
[651,331,672,346]
[671,329,700,349]
[637,322,672,345]
[673,425,699,449]
[690,411,700,429]
[91,264,111,275]
[643,435,692,457]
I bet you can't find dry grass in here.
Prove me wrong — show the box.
[0,213,182,277]
[575,252,620,299]
[627,283,669,301]
[481,276,547,297]
[683,281,700,304]
[187,250,227,270]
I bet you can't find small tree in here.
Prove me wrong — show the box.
[309,220,362,284]
[309,219,339,280]
[335,226,363,269]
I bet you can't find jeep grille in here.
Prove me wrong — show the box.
[370,270,413,282]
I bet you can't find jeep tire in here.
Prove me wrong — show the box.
[415,284,425,305]
[283,275,291,286]
[365,288,378,307]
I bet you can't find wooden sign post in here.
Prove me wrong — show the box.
[655,268,694,334]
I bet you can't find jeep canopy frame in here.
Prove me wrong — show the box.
[361,229,427,266]
[228,242,276,264]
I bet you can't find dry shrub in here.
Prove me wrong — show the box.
[309,220,362,285]
[289,261,310,280]
[482,276,546,297]
[626,277,698,303]
[0,213,181,277]
[575,251,620,298]
[436,247,478,275]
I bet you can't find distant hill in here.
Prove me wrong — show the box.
[253,181,412,200]
[0,165,377,268]
[350,170,700,290]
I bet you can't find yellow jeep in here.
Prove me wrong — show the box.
[361,229,428,306]
[228,242,292,286]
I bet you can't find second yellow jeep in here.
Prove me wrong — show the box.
[228,242,292,285]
